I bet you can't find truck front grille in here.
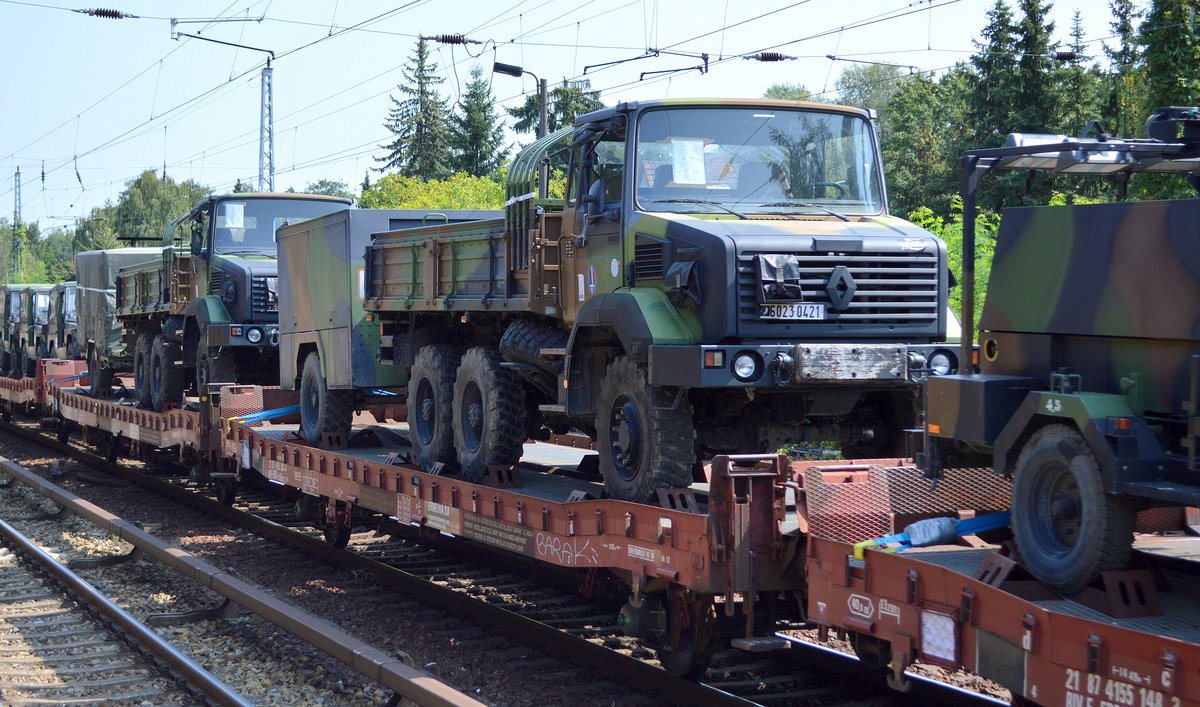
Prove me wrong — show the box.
[737,251,939,325]
[251,277,278,313]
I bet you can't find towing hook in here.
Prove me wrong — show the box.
[769,351,795,386]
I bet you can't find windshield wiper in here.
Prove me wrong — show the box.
[756,201,851,222]
[218,249,275,257]
[651,199,749,220]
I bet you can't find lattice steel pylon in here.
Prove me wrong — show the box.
[11,168,20,279]
[258,61,274,192]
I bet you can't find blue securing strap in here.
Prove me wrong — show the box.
[367,388,400,396]
[229,405,300,424]
[49,372,89,384]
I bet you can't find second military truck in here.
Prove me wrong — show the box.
[114,192,350,409]
[295,99,953,503]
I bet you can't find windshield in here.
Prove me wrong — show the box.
[211,198,346,253]
[64,288,77,322]
[34,293,49,323]
[635,107,883,215]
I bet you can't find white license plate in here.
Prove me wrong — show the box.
[759,303,826,320]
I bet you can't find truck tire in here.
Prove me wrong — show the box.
[452,347,527,481]
[500,319,569,372]
[596,356,695,503]
[300,351,354,445]
[87,344,112,398]
[408,345,459,471]
[150,334,184,411]
[133,333,155,408]
[20,346,33,377]
[1011,424,1135,594]
[36,340,48,362]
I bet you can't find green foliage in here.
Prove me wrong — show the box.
[359,172,505,210]
[302,179,355,200]
[763,83,823,101]
[451,66,508,177]
[112,170,211,246]
[1136,0,1200,199]
[834,64,904,134]
[908,197,1000,327]
[232,179,253,193]
[377,39,454,179]
[507,79,604,134]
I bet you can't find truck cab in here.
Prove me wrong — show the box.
[49,281,80,360]
[16,284,53,377]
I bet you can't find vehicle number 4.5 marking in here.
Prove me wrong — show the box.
[1044,398,1063,413]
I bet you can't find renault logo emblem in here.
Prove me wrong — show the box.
[825,266,856,310]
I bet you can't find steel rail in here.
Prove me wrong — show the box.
[0,451,483,707]
[0,514,252,707]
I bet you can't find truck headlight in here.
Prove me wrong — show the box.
[246,328,263,344]
[929,350,956,376]
[732,351,762,382]
[221,280,237,305]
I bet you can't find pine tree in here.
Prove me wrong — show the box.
[1142,0,1200,112]
[377,39,453,180]
[507,79,604,134]
[1105,0,1144,139]
[969,0,1021,146]
[451,66,507,177]
[1012,0,1057,133]
[1059,11,1104,135]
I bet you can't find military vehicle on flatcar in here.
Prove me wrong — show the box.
[114,193,350,410]
[924,106,1200,593]
[13,284,53,377]
[76,248,164,397]
[295,99,954,503]
[47,281,81,360]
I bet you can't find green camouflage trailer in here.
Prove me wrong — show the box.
[48,281,80,360]
[75,247,164,396]
[925,109,1200,593]
[335,99,954,502]
[277,208,495,444]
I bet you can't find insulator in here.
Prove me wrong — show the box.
[748,52,791,62]
[86,8,128,19]
[1052,51,1078,61]
[434,34,468,45]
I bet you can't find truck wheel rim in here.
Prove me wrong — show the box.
[414,378,436,445]
[1031,461,1082,557]
[608,395,643,481]
[460,381,484,452]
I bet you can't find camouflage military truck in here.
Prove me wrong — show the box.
[277,208,498,444]
[76,248,164,397]
[1,284,25,372]
[925,106,1200,593]
[114,193,350,410]
[47,281,81,360]
[327,99,954,503]
[14,284,53,377]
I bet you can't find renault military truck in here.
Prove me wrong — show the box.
[925,107,1200,594]
[15,284,53,376]
[114,193,350,410]
[328,99,952,503]
[47,281,80,360]
[77,248,164,397]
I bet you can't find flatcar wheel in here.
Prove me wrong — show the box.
[1011,424,1136,595]
[654,589,717,680]
[294,494,319,522]
[323,500,351,549]
[214,477,238,506]
[103,434,124,463]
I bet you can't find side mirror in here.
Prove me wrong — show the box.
[586,179,605,217]
[190,223,202,255]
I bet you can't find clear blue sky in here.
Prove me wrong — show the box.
[0,0,1121,231]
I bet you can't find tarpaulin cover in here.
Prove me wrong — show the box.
[75,248,162,356]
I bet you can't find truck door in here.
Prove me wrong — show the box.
[562,128,627,323]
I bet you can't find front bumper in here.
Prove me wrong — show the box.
[207,323,280,348]
[648,343,922,387]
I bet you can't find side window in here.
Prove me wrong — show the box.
[594,136,625,206]
[565,147,580,207]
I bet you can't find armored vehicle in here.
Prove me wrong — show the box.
[925,107,1200,593]
[277,208,497,444]
[76,248,164,396]
[324,99,953,503]
[47,281,80,360]
[115,192,350,410]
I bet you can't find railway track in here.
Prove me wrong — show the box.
[0,414,1004,707]
[0,503,242,706]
